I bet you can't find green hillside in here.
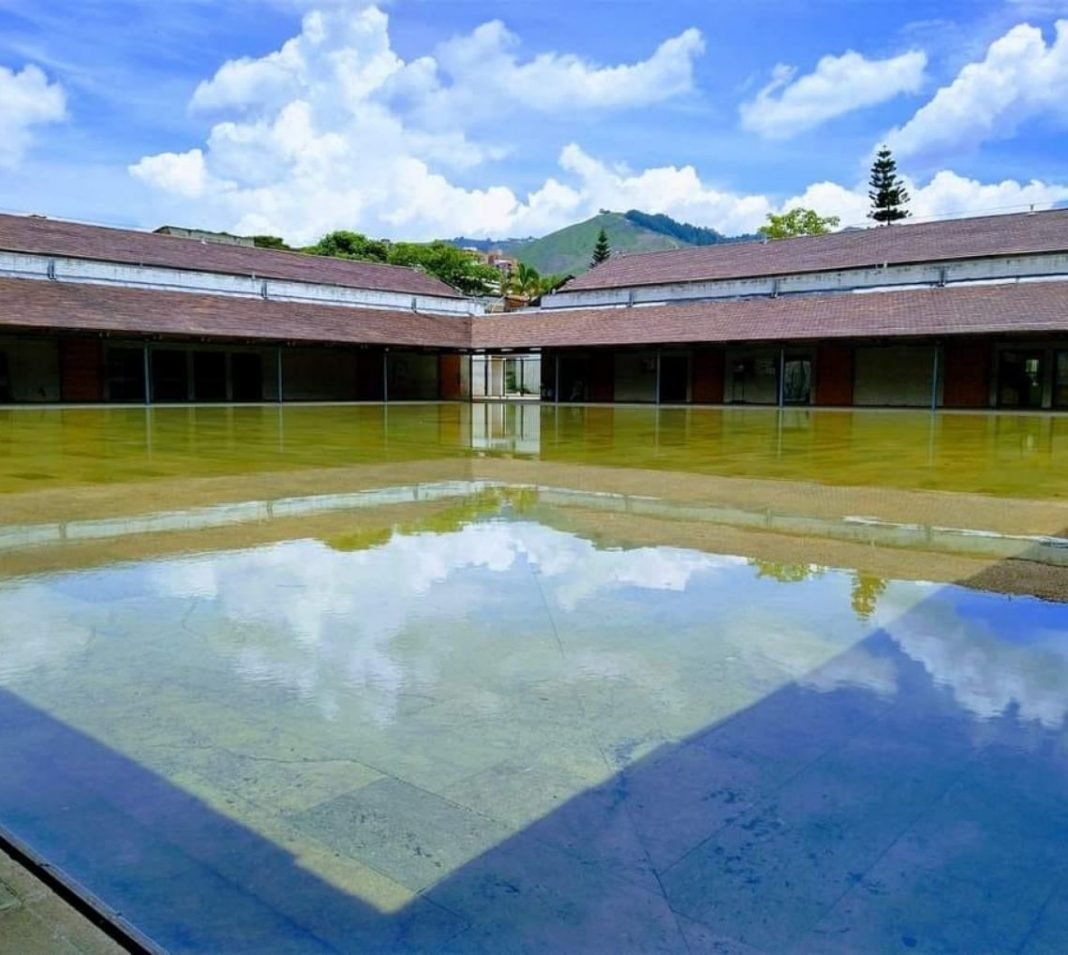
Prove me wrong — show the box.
[513,212,687,276]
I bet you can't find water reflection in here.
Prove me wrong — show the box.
[4,514,1066,746]
[1,512,1067,951]
[883,592,1068,728]
[4,403,1068,497]
[2,405,1068,951]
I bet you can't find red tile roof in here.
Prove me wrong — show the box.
[3,275,1067,351]
[472,281,1068,348]
[0,214,462,299]
[0,278,470,348]
[563,209,1068,292]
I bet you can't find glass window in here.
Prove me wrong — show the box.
[997,350,1044,409]
[783,357,813,405]
[151,349,189,402]
[106,347,145,402]
[1055,351,1068,409]
[0,351,10,403]
[193,351,227,402]
[231,353,263,402]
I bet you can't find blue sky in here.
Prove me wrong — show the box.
[1,0,1066,242]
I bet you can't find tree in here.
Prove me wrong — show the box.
[305,232,500,295]
[539,273,569,296]
[749,559,826,583]
[506,264,570,301]
[850,573,888,621]
[386,241,501,296]
[590,228,611,268]
[624,210,729,246]
[508,262,543,298]
[252,235,291,251]
[868,146,911,225]
[758,208,840,240]
[306,231,390,261]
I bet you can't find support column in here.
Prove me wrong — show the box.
[276,347,284,404]
[777,347,786,408]
[143,342,152,406]
[930,345,940,412]
[383,349,389,402]
[554,353,560,404]
[655,349,662,405]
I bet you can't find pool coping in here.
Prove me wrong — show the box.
[0,825,160,955]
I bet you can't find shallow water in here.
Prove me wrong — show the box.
[1,404,1067,953]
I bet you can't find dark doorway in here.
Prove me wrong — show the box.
[997,350,1045,408]
[193,351,227,402]
[1054,351,1068,409]
[0,351,10,403]
[783,357,813,405]
[659,355,689,403]
[151,349,188,402]
[231,353,264,402]
[559,356,590,402]
[106,347,145,402]
[356,351,384,401]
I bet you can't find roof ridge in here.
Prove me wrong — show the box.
[0,212,435,280]
[599,207,1068,266]
[562,206,1068,293]
[0,212,462,298]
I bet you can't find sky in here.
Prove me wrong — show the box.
[1,0,1067,244]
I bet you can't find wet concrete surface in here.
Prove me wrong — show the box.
[0,848,125,955]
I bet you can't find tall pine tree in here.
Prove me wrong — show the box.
[590,228,611,268]
[868,147,910,225]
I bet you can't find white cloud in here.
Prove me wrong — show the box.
[882,596,1068,728]
[906,169,1068,218]
[140,521,740,722]
[887,20,1068,159]
[188,5,703,122]
[131,3,707,242]
[786,169,1068,227]
[130,148,214,198]
[554,144,773,236]
[130,2,1068,242]
[412,21,705,122]
[0,583,93,681]
[0,63,67,168]
[741,49,927,139]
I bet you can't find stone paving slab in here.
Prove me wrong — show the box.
[0,848,125,955]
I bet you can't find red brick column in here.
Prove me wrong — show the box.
[60,338,103,402]
[691,348,725,404]
[942,340,992,408]
[814,344,854,406]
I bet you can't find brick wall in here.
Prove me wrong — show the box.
[814,344,854,406]
[60,337,103,402]
[942,340,992,408]
[691,348,725,404]
[439,353,463,400]
[589,351,614,402]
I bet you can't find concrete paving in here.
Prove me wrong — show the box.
[0,849,125,955]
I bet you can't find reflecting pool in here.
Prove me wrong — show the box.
[1,404,1068,953]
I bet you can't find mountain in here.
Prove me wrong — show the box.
[443,235,531,253]
[444,211,755,278]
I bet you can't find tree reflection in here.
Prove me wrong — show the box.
[749,559,826,583]
[851,572,888,621]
